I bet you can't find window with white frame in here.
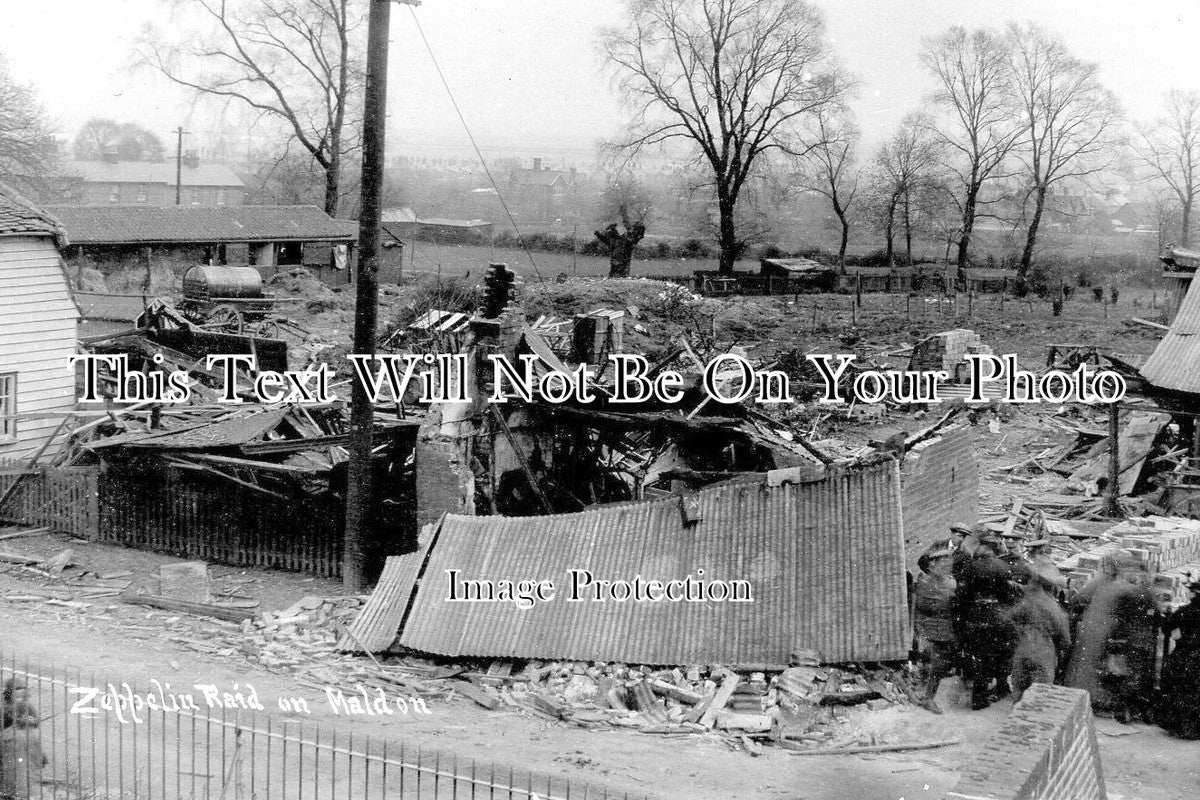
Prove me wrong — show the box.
[0,373,15,441]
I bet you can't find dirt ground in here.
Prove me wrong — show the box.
[1,534,1197,800]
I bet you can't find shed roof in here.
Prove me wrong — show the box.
[1140,276,1200,393]
[64,160,244,188]
[45,205,358,245]
[349,458,909,665]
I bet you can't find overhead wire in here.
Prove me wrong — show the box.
[404,4,546,284]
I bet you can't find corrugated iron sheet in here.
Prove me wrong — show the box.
[339,523,439,652]
[391,458,908,665]
[1141,277,1200,392]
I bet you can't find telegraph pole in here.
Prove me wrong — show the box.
[175,126,186,205]
[344,0,419,590]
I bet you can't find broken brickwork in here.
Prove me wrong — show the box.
[901,427,979,570]
[945,683,1105,800]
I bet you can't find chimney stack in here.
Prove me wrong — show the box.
[533,157,543,171]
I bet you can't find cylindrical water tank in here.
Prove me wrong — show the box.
[182,265,264,299]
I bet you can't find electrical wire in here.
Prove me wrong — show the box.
[405,5,546,284]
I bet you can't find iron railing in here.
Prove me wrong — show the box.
[0,655,651,800]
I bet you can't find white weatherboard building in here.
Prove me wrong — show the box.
[0,184,78,461]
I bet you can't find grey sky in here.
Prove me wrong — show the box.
[1,1,1197,163]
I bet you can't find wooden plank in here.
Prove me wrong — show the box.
[1069,411,1169,495]
[632,680,668,723]
[450,680,499,710]
[698,673,740,728]
[122,592,258,623]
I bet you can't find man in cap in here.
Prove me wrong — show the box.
[949,523,979,583]
[914,543,958,714]
[956,530,1021,709]
[999,530,1035,585]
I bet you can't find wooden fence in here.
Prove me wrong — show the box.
[0,465,99,538]
[97,468,347,577]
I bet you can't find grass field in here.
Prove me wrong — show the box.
[384,229,1166,285]
[384,239,723,281]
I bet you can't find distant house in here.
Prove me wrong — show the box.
[1044,194,1096,232]
[46,204,362,286]
[0,184,78,462]
[1111,202,1159,234]
[508,158,574,220]
[56,157,246,207]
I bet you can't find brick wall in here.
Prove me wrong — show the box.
[901,427,979,570]
[909,329,993,381]
[945,684,1106,800]
[416,438,473,528]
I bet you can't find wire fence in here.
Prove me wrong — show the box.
[0,655,651,800]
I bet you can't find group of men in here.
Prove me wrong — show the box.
[913,522,1070,713]
[912,520,1199,730]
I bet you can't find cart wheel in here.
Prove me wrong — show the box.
[207,304,244,334]
[255,320,280,339]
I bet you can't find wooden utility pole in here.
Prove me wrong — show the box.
[1104,402,1121,517]
[344,0,418,590]
[175,127,185,206]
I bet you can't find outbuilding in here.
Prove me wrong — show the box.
[0,184,79,461]
[45,204,364,287]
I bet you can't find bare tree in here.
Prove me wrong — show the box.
[140,0,366,215]
[594,173,650,278]
[1008,23,1121,278]
[1137,89,1200,247]
[872,113,943,266]
[796,105,861,262]
[0,55,59,188]
[600,0,846,274]
[920,26,1024,274]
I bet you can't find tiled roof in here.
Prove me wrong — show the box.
[354,458,909,665]
[0,182,66,241]
[1141,276,1200,393]
[44,205,358,245]
[64,160,244,188]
